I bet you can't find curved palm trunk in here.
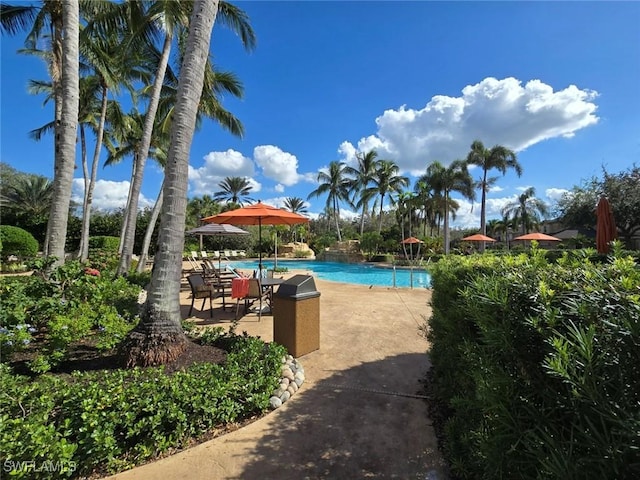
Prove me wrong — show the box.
[78,124,88,257]
[118,159,136,255]
[136,180,164,273]
[117,32,174,275]
[443,191,451,254]
[46,0,79,267]
[79,83,108,261]
[121,0,219,367]
[479,168,487,252]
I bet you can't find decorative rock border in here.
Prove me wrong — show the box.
[269,355,305,409]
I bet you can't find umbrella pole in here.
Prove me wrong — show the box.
[258,218,262,272]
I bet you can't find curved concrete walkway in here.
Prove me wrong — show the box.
[104,273,447,479]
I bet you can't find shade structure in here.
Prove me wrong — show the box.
[186,223,249,258]
[595,196,617,254]
[201,201,309,269]
[462,234,496,242]
[401,236,424,244]
[513,232,561,242]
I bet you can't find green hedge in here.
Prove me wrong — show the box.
[427,248,640,479]
[0,334,286,478]
[0,225,39,259]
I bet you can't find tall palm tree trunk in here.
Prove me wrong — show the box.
[333,197,342,241]
[136,180,164,273]
[443,192,451,254]
[79,82,108,261]
[121,0,219,367]
[118,33,174,275]
[378,193,385,233]
[46,0,79,267]
[359,202,368,237]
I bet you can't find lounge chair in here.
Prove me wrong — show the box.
[200,251,209,259]
[235,278,270,321]
[186,274,217,318]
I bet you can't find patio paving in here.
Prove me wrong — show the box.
[103,269,448,479]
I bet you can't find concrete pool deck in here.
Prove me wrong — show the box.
[104,270,448,479]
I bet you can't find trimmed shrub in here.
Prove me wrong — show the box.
[427,249,640,479]
[0,225,39,259]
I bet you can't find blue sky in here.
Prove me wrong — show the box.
[1,1,639,228]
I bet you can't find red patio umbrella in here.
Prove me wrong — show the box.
[462,234,496,242]
[513,232,561,242]
[201,201,309,269]
[595,196,617,254]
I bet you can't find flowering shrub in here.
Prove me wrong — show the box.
[1,260,141,372]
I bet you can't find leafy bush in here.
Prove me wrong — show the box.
[427,249,640,479]
[0,334,286,478]
[1,261,141,372]
[88,236,119,251]
[293,249,312,258]
[0,225,39,259]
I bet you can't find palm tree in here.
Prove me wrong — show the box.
[502,187,549,235]
[0,175,53,218]
[425,160,475,254]
[117,0,254,275]
[371,160,409,233]
[214,176,254,205]
[283,196,308,215]
[283,196,308,242]
[186,195,221,228]
[308,161,351,242]
[465,140,522,251]
[345,149,380,236]
[486,219,501,239]
[494,214,515,248]
[120,0,221,368]
[46,0,79,266]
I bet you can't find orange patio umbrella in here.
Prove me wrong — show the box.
[513,232,561,242]
[401,236,424,244]
[462,234,496,242]
[201,201,309,269]
[595,195,617,254]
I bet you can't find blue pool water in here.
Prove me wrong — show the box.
[226,259,431,289]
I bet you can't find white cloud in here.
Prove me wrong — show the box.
[254,145,300,186]
[274,184,285,193]
[189,149,255,196]
[72,179,154,212]
[489,185,504,193]
[340,77,598,175]
[545,188,570,202]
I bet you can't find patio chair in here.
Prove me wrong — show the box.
[186,274,217,318]
[200,251,209,259]
[184,253,201,273]
[236,278,270,321]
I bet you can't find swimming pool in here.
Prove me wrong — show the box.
[226,259,431,289]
